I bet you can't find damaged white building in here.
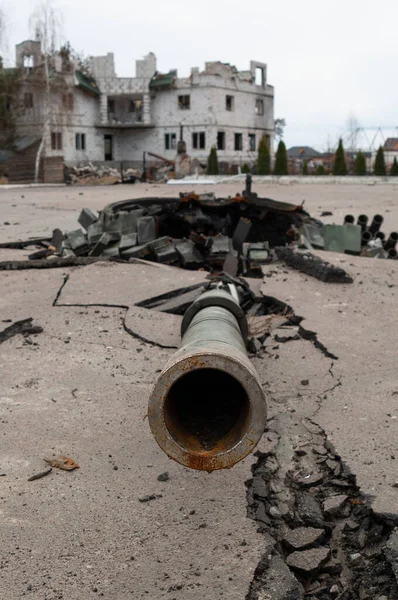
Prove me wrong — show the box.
[3,41,274,179]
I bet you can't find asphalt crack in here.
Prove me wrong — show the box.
[52,271,177,350]
[245,414,398,600]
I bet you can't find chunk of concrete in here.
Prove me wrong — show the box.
[286,547,330,573]
[296,493,325,528]
[323,495,348,516]
[283,527,325,550]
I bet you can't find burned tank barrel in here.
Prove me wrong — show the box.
[148,290,267,471]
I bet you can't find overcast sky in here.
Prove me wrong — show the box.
[2,0,398,150]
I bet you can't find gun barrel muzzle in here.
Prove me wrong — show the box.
[148,290,267,471]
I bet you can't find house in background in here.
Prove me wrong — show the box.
[0,40,275,181]
[382,138,398,169]
[287,146,321,173]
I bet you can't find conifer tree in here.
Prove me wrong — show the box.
[354,151,366,176]
[206,145,219,175]
[333,138,347,175]
[390,157,398,176]
[374,146,386,176]
[257,136,270,175]
[274,140,288,175]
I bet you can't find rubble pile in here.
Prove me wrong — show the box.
[247,416,398,600]
[66,162,142,185]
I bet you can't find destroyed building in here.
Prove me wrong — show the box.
[0,40,274,182]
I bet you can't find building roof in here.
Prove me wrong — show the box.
[75,70,101,97]
[287,146,321,159]
[149,70,177,90]
[383,138,398,151]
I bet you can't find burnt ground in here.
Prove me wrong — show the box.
[0,182,398,599]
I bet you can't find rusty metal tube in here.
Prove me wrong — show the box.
[148,290,267,471]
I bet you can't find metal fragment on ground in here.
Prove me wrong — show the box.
[274,247,354,283]
[44,456,80,470]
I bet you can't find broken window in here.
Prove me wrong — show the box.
[51,132,63,151]
[165,133,177,150]
[62,93,74,111]
[24,92,34,109]
[108,99,115,114]
[255,67,264,87]
[226,95,234,111]
[255,99,264,115]
[192,132,206,150]
[76,133,86,151]
[249,134,256,152]
[234,133,243,151]
[217,131,225,151]
[129,100,136,113]
[23,55,34,71]
[178,95,190,110]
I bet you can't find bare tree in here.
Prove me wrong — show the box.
[346,114,361,153]
[29,0,63,183]
[274,118,286,142]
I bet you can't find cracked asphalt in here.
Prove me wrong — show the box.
[1,182,398,599]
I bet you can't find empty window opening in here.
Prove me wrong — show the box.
[226,95,234,111]
[23,55,34,70]
[104,134,113,161]
[178,95,190,110]
[217,131,225,151]
[255,67,264,86]
[234,133,243,151]
[24,92,34,109]
[249,134,256,152]
[255,99,264,115]
[192,132,206,150]
[51,132,63,151]
[108,99,115,114]
[76,133,86,151]
[164,368,250,452]
[165,133,177,150]
[62,93,74,111]
[129,100,136,113]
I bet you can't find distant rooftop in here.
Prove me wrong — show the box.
[383,138,398,151]
[287,146,321,159]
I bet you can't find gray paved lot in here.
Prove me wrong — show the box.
[0,182,397,599]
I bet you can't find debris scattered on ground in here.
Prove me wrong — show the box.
[43,456,80,471]
[0,318,43,344]
[246,413,398,600]
[28,467,53,481]
[3,178,395,278]
[157,472,170,482]
[139,494,163,503]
